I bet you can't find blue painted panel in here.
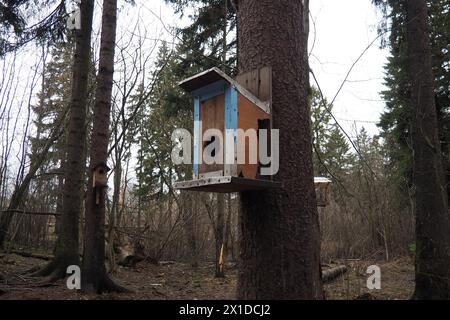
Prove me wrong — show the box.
[192,80,226,102]
[193,97,200,176]
[224,85,238,130]
[224,86,238,170]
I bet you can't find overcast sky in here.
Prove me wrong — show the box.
[137,0,389,138]
[0,0,389,181]
[308,0,388,138]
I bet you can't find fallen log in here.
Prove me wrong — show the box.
[7,250,53,261]
[322,265,348,283]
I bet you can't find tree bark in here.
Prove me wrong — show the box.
[81,0,124,293]
[215,194,225,277]
[30,0,95,281]
[0,108,67,248]
[236,0,323,299]
[224,193,234,260]
[406,0,450,300]
[182,191,198,268]
[107,158,121,273]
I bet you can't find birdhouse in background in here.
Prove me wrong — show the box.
[314,177,332,207]
[92,162,110,188]
[173,67,280,192]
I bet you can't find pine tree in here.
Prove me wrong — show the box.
[27,41,75,230]
[165,0,236,74]
[0,1,68,56]
[374,0,450,199]
[406,0,450,299]
[237,0,323,299]
[311,88,353,179]
[32,0,96,281]
[82,0,125,293]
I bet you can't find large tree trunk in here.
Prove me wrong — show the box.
[236,0,323,299]
[31,0,95,281]
[81,0,124,293]
[54,158,65,237]
[407,0,450,300]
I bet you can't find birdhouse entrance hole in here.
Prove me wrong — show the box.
[173,67,279,193]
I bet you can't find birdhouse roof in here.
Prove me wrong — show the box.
[314,177,332,185]
[92,161,111,172]
[179,67,270,114]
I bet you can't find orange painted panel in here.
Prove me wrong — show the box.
[237,94,270,179]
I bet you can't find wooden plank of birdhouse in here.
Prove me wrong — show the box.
[173,176,281,193]
[192,80,226,102]
[179,68,225,92]
[257,67,272,103]
[224,85,238,176]
[193,97,200,178]
[236,66,272,103]
[180,68,270,114]
[237,94,270,179]
[199,95,225,176]
[199,170,224,179]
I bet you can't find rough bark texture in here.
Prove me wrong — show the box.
[31,0,95,281]
[224,193,235,260]
[236,0,323,299]
[82,0,124,293]
[107,159,121,273]
[407,0,450,300]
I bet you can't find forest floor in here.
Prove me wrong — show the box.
[0,253,414,300]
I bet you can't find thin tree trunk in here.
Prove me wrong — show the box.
[81,0,125,293]
[224,193,233,259]
[213,0,228,279]
[182,191,197,268]
[236,0,323,299]
[55,158,65,237]
[215,194,225,277]
[0,110,67,248]
[407,0,450,300]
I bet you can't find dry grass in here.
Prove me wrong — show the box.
[324,257,415,300]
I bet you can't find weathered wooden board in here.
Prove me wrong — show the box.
[173,176,280,193]
[236,66,272,103]
[198,95,225,175]
[315,177,332,207]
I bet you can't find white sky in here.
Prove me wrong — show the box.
[136,0,389,138]
[308,0,388,137]
[1,0,389,186]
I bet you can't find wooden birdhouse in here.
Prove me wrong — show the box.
[173,67,333,207]
[173,67,280,192]
[314,177,332,207]
[92,162,110,188]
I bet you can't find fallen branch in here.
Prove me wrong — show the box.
[322,265,348,283]
[7,250,54,261]
[0,210,61,216]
